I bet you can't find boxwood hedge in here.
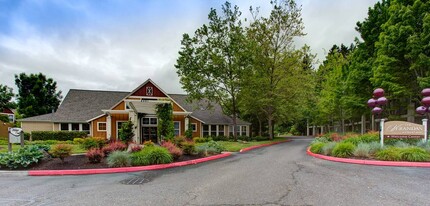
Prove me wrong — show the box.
[31,131,88,141]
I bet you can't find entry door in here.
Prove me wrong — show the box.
[141,127,158,143]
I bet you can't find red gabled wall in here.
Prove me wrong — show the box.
[132,81,167,97]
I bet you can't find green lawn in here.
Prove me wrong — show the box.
[199,137,288,152]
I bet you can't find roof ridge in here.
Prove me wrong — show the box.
[69,89,129,93]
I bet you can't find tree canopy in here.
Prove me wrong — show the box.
[15,73,62,118]
[0,84,15,111]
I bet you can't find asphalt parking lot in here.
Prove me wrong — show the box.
[0,137,429,206]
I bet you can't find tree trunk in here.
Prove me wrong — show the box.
[258,116,262,136]
[232,96,237,141]
[268,115,274,140]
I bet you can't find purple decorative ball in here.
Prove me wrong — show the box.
[416,106,428,115]
[372,107,383,114]
[422,88,430,97]
[367,98,377,108]
[422,97,430,107]
[373,88,385,98]
[376,97,388,106]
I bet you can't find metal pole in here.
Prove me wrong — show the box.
[380,119,385,147]
[423,119,428,142]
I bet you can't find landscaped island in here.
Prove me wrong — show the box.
[0,135,282,170]
[309,132,430,162]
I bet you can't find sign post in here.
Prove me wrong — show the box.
[424,119,428,142]
[380,119,385,147]
[8,127,24,152]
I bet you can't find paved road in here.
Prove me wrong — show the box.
[0,137,429,206]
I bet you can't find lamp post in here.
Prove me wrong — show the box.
[416,88,430,142]
[368,88,388,146]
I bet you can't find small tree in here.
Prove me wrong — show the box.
[119,120,134,144]
[50,144,73,163]
[185,123,193,139]
[0,84,14,111]
[156,103,174,141]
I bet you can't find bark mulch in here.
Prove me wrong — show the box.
[27,154,202,170]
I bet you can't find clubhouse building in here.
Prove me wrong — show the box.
[19,79,250,143]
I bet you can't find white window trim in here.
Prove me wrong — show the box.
[191,123,197,132]
[116,121,127,140]
[142,117,158,126]
[97,122,107,132]
[174,121,181,136]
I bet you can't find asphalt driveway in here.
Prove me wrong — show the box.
[0,137,429,206]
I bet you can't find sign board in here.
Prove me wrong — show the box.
[383,121,425,138]
[8,127,23,143]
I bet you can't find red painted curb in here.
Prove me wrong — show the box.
[306,147,430,168]
[28,152,232,176]
[239,140,291,153]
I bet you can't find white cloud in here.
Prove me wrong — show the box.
[0,0,379,98]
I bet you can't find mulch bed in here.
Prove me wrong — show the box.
[26,154,203,170]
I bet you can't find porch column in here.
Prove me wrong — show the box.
[306,120,309,136]
[185,116,189,133]
[312,126,316,137]
[106,114,112,140]
[320,126,323,135]
[129,111,139,143]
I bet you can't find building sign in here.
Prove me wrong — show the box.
[384,121,425,138]
[8,127,23,143]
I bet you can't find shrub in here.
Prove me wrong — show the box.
[143,140,155,147]
[118,120,134,143]
[31,131,88,141]
[81,137,106,150]
[357,133,379,143]
[393,141,411,148]
[86,148,104,163]
[131,147,173,166]
[375,147,402,161]
[237,136,252,141]
[329,133,343,142]
[180,141,196,155]
[353,143,371,158]
[368,142,382,155]
[129,144,142,153]
[172,136,187,147]
[342,137,362,146]
[310,142,325,154]
[73,138,85,145]
[107,151,131,167]
[416,140,430,153]
[33,144,51,152]
[322,142,337,156]
[102,141,127,155]
[26,140,60,145]
[50,144,73,163]
[399,147,430,162]
[311,137,330,145]
[332,142,355,158]
[196,145,219,157]
[0,146,44,169]
[211,135,228,141]
[193,137,208,143]
[253,136,269,141]
[161,141,183,159]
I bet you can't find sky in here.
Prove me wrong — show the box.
[0,0,379,98]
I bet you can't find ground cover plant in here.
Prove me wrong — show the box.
[309,132,430,162]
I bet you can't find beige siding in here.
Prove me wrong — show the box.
[21,122,55,133]
[53,123,60,131]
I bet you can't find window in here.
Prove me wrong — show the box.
[71,123,80,131]
[174,121,180,136]
[82,123,90,131]
[218,125,224,136]
[229,126,234,136]
[98,122,107,131]
[203,125,209,137]
[191,123,197,132]
[116,121,126,139]
[60,123,69,131]
[210,125,217,136]
[236,126,241,136]
[142,117,157,126]
[242,126,247,136]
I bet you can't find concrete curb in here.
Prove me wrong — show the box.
[306,147,430,168]
[27,152,232,176]
[239,140,291,153]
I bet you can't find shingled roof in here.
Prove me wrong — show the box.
[169,94,251,125]
[19,89,250,125]
[19,89,129,123]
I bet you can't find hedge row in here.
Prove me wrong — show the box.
[31,131,88,141]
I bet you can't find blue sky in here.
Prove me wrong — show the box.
[0,0,378,96]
